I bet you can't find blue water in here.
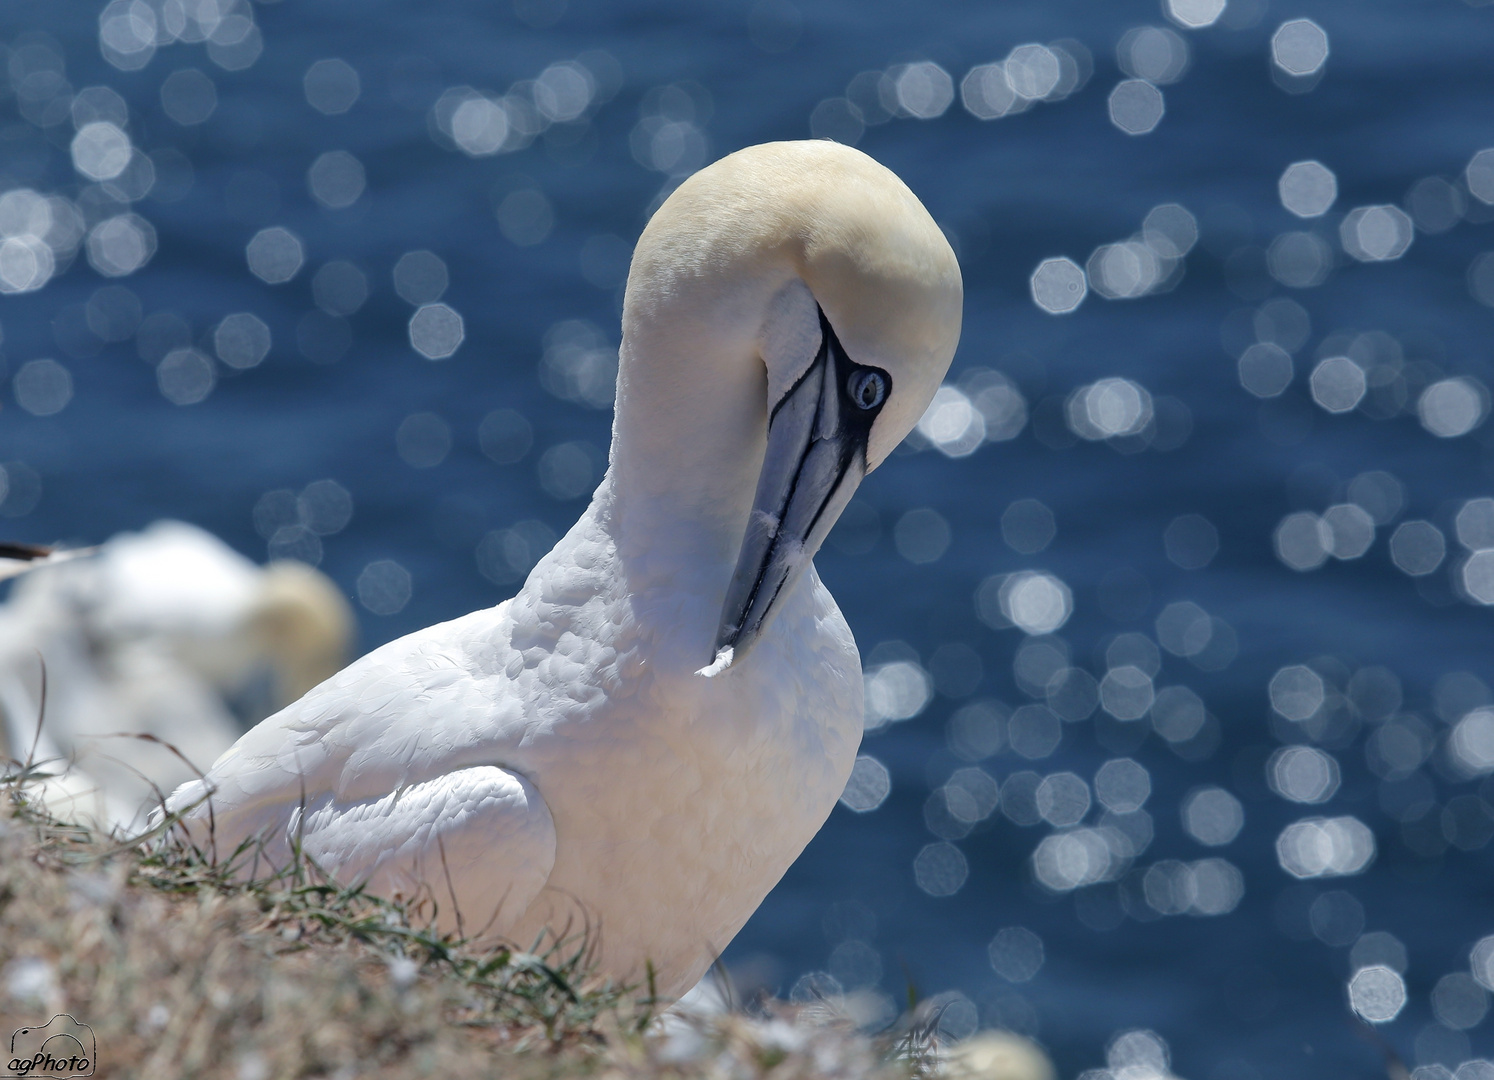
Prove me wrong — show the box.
[4,1,1494,1076]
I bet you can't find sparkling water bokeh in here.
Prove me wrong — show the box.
[3,1,1494,1076]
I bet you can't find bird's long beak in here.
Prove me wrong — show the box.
[700,310,888,675]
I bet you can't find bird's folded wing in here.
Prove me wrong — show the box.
[167,761,556,940]
[293,764,556,939]
[168,607,528,822]
[155,607,559,938]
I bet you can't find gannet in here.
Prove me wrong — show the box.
[164,140,962,996]
[0,521,353,830]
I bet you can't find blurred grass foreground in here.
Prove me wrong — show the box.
[0,788,1053,1080]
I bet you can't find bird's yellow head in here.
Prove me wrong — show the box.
[612,140,962,668]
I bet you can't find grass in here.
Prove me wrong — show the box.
[0,784,959,1079]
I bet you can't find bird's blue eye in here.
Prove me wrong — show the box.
[847,369,886,410]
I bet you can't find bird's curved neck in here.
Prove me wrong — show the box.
[603,285,773,578]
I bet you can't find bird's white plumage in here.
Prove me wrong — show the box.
[165,140,962,996]
[172,493,861,987]
[290,765,555,935]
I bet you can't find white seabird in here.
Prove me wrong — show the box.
[164,140,962,997]
[1,520,353,830]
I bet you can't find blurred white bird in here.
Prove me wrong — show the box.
[0,520,353,830]
[166,140,962,996]
[942,1031,1057,1080]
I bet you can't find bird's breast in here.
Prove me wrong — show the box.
[502,555,863,995]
